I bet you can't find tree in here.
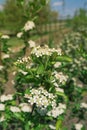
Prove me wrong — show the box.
[3,0,25,32]
[72,8,87,29]
[0,0,58,32]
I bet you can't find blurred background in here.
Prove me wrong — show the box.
[0,0,87,46]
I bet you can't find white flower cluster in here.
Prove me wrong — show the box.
[47,103,66,118]
[53,82,64,93]
[24,87,66,117]
[18,69,28,75]
[72,78,83,88]
[75,123,83,130]
[0,115,5,122]
[25,87,55,108]
[1,35,10,39]
[19,103,32,112]
[23,21,35,32]
[24,87,56,108]
[2,54,10,59]
[0,103,5,111]
[80,102,87,109]
[17,32,23,38]
[53,71,68,83]
[0,94,13,102]
[16,56,31,64]
[31,45,62,57]
[10,106,21,112]
[0,65,4,71]
[28,40,36,48]
[54,62,61,68]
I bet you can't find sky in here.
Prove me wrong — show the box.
[0,0,5,4]
[0,0,87,18]
[51,0,87,18]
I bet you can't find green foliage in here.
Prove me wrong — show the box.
[3,0,25,32]
[72,8,87,30]
[0,0,58,33]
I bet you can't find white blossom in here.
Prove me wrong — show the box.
[19,69,28,75]
[49,124,56,130]
[47,103,66,118]
[75,123,83,130]
[0,103,5,111]
[1,35,10,39]
[54,72,68,83]
[31,45,62,57]
[0,94,13,102]
[0,115,5,122]
[80,102,87,109]
[0,65,4,70]
[17,32,23,38]
[25,87,56,108]
[55,87,64,93]
[28,40,36,48]
[2,54,10,59]
[10,106,21,112]
[54,62,61,68]
[19,103,32,112]
[23,21,35,31]
[11,80,15,85]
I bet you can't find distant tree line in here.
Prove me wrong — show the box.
[66,8,87,29]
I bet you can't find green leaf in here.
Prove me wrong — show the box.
[37,64,44,74]
[56,92,68,103]
[56,56,72,62]
[25,121,31,130]
[14,113,24,122]
[56,119,63,130]
[41,0,47,5]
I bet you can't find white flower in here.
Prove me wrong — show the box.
[80,102,87,109]
[0,65,4,70]
[54,72,68,83]
[11,80,15,85]
[0,94,13,102]
[54,62,61,68]
[25,87,56,108]
[10,106,21,112]
[19,103,32,112]
[55,87,64,93]
[47,103,66,118]
[1,35,10,39]
[12,71,16,75]
[75,123,83,130]
[23,21,35,31]
[49,124,56,130]
[53,82,59,87]
[19,69,28,75]
[0,115,5,122]
[0,104,5,111]
[2,54,10,59]
[28,40,36,48]
[17,32,23,38]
